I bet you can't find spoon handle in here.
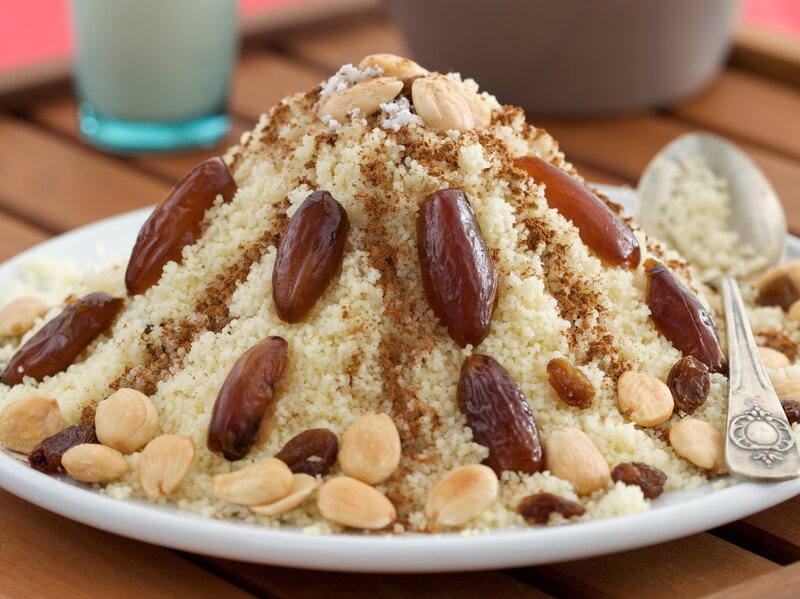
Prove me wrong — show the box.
[720,276,800,479]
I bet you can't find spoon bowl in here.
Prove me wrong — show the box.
[635,132,787,275]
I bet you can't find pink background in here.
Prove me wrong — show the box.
[1,0,799,73]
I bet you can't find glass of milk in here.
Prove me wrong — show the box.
[71,0,236,153]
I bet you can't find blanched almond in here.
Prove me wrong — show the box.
[425,464,498,526]
[138,434,195,499]
[211,458,293,506]
[338,413,401,484]
[669,418,724,472]
[0,395,62,453]
[788,299,800,322]
[62,443,128,483]
[617,371,674,427]
[95,388,158,454]
[317,77,403,122]
[544,428,610,495]
[0,297,48,337]
[412,76,474,132]
[317,477,396,529]
[249,473,317,516]
[357,53,428,79]
[757,346,790,369]
[773,378,800,403]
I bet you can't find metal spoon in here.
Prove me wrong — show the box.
[635,132,800,480]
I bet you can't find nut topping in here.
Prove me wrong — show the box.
[0,297,48,337]
[617,371,674,427]
[425,464,498,526]
[544,428,610,495]
[274,428,338,476]
[757,346,790,369]
[125,157,237,295]
[62,444,128,483]
[338,413,401,484]
[417,188,498,347]
[29,425,98,473]
[211,458,293,506]
[272,190,350,323]
[515,156,641,268]
[317,477,396,529]
[774,378,800,404]
[412,76,489,131]
[357,54,428,79]
[517,493,585,524]
[667,356,710,415]
[0,395,63,453]
[1,292,123,386]
[250,473,318,516]
[138,434,195,499]
[547,357,595,409]
[95,388,159,454]
[458,354,544,475]
[669,418,724,472]
[317,77,403,122]
[644,260,726,374]
[788,299,800,321]
[611,462,667,499]
[207,336,289,461]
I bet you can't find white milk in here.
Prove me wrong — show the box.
[72,0,236,122]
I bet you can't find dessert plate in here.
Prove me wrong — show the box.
[1,185,799,573]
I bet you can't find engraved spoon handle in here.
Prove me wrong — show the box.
[720,276,800,479]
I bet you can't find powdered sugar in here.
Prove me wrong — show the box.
[380,96,423,132]
[319,63,384,98]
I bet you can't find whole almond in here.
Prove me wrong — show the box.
[338,413,401,484]
[757,346,790,369]
[211,458,293,506]
[773,378,800,403]
[358,53,428,79]
[788,299,800,322]
[95,388,159,454]
[317,77,403,122]
[62,443,128,483]
[250,473,317,516]
[425,464,498,526]
[544,428,610,495]
[412,76,474,132]
[669,418,724,472]
[0,297,48,337]
[317,476,396,529]
[0,395,62,453]
[617,371,675,427]
[138,434,195,499]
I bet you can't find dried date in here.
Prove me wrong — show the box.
[517,493,585,524]
[457,354,543,474]
[515,156,640,268]
[644,260,726,374]
[1,292,123,386]
[28,425,98,473]
[782,400,800,425]
[611,462,667,499]
[272,191,350,323]
[125,157,237,295]
[417,189,498,347]
[207,336,289,461]
[667,356,710,415]
[546,357,595,408]
[274,428,339,476]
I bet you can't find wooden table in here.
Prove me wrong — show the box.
[2,9,800,599]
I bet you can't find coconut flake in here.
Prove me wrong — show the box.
[319,63,384,98]
[380,96,423,132]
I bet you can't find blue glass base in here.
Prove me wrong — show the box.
[78,103,230,154]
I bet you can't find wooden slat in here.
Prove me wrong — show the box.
[0,490,253,599]
[514,533,779,599]
[0,117,168,232]
[0,213,49,262]
[733,24,800,88]
[707,561,800,599]
[671,69,800,161]
[186,555,552,599]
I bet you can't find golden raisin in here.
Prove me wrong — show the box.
[546,357,595,409]
[517,493,585,524]
[28,425,98,474]
[611,462,667,499]
[667,356,710,415]
[274,428,339,476]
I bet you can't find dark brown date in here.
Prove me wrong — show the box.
[611,462,667,499]
[417,189,498,347]
[272,191,350,323]
[207,336,288,461]
[1,292,123,386]
[644,260,726,374]
[782,400,800,425]
[275,428,339,476]
[517,493,585,524]
[515,156,640,268]
[28,425,98,473]
[546,357,595,409]
[125,157,237,295]
[457,354,543,474]
[667,356,711,415]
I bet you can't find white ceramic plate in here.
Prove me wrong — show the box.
[1,185,799,573]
